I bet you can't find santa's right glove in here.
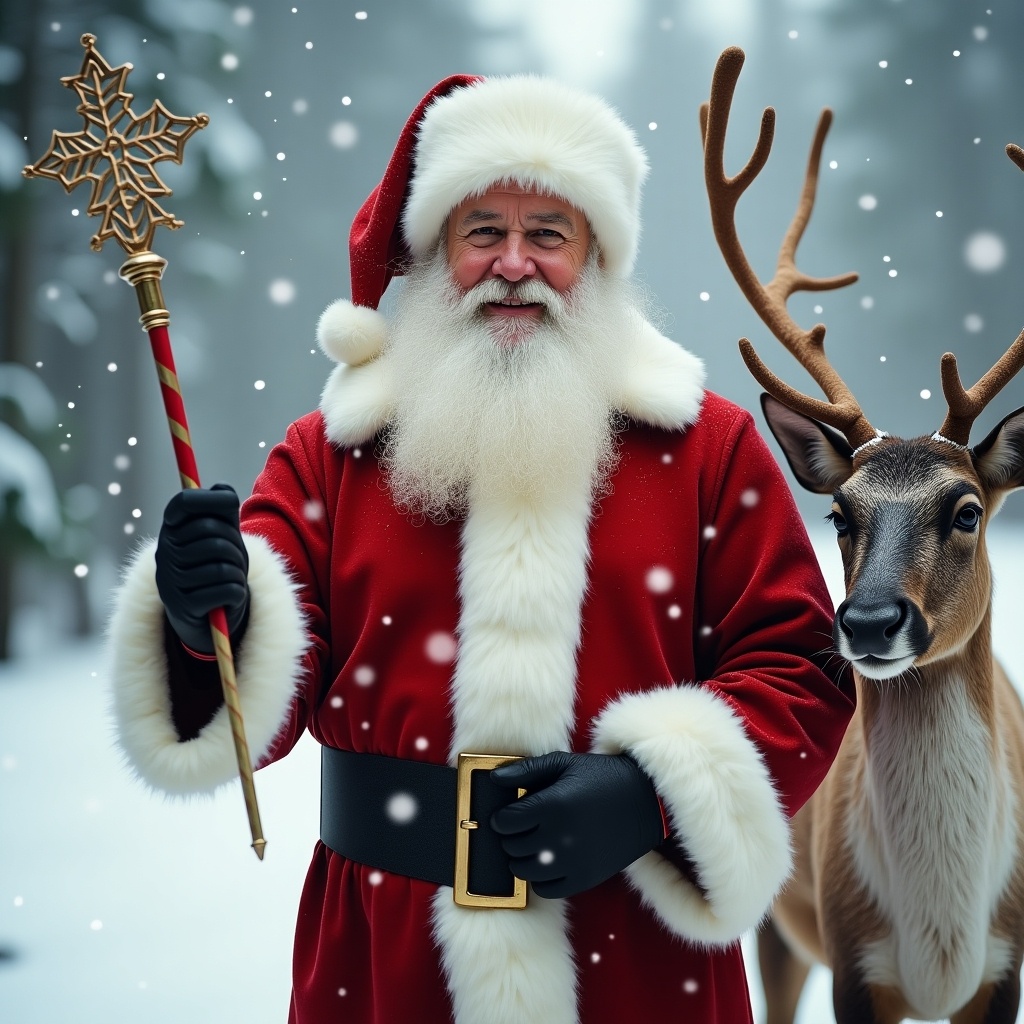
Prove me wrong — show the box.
[155,483,250,655]
[490,750,665,898]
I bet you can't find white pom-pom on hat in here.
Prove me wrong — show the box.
[316,298,388,366]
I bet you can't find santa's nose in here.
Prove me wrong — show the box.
[491,232,536,282]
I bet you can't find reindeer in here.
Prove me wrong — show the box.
[701,47,1024,1024]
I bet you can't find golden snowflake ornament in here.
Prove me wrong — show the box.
[24,34,208,254]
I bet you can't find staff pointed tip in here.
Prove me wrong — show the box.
[252,838,267,861]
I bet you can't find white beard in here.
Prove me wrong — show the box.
[380,249,640,520]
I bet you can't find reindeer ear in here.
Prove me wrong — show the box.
[972,405,1024,494]
[760,393,854,494]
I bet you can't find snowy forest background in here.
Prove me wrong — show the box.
[3,0,1024,1021]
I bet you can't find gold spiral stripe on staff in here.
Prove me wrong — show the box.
[168,418,192,447]
[157,363,181,394]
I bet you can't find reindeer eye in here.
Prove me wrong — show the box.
[826,509,849,536]
[953,504,982,532]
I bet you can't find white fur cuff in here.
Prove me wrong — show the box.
[591,684,792,946]
[106,533,307,794]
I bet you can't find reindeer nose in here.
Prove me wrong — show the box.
[836,599,908,655]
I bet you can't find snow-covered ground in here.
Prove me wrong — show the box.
[3,523,1024,1024]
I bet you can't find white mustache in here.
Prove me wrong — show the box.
[455,277,568,320]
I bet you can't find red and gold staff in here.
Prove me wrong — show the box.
[23,33,266,859]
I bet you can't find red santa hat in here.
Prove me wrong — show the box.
[317,74,649,366]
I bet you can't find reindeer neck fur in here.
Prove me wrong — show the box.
[848,608,1019,1016]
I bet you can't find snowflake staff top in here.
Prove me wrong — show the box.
[23,33,208,254]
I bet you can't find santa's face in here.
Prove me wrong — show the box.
[380,237,640,521]
[445,184,592,341]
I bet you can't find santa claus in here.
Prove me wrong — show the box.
[107,74,854,1023]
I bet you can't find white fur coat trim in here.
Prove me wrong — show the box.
[320,315,705,449]
[591,684,793,945]
[432,487,595,1023]
[106,533,306,794]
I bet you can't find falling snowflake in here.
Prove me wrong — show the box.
[667,605,681,620]
[964,231,1006,273]
[661,453,672,464]
[683,979,699,994]
[920,389,931,400]
[645,566,674,593]
[329,695,343,709]
[90,919,103,931]
[329,122,359,150]
[269,279,296,305]
[353,665,375,686]
[425,631,457,664]
[740,488,759,508]
[368,871,383,885]
[386,792,418,824]
[590,952,601,963]
[303,500,324,521]
[964,314,983,333]
[538,850,555,865]
[858,195,877,211]
[702,525,716,540]
[700,625,712,637]
[415,736,429,751]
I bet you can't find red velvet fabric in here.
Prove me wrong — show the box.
[168,392,855,1022]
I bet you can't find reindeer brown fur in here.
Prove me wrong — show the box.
[702,47,1024,1024]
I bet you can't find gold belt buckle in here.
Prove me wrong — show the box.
[454,752,527,909]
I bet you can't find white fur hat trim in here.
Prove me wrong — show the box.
[403,76,649,278]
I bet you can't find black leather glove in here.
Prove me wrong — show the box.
[490,750,664,899]
[155,483,250,655]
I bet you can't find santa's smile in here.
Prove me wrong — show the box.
[484,298,544,318]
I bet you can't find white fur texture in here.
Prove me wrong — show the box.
[106,533,307,794]
[319,356,396,448]
[592,684,792,945]
[403,76,649,278]
[432,886,577,1024]
[316,298,388,366]
[613,315,705,429]
[434,487,594,1023]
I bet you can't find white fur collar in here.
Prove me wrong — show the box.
[319,315,705,449]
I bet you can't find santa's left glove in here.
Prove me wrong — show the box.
[489,750,665,899]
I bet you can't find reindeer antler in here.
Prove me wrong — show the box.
[701,46,879,451]
[935,144,1024,447]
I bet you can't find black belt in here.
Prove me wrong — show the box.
[320,747,528,908]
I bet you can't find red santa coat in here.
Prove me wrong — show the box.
[107,320,854,1024]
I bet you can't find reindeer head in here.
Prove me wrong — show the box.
[702,47,1024,681]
